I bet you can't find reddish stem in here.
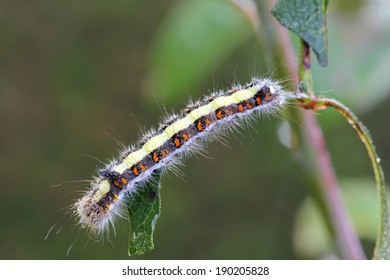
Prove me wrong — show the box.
[302,41,311,71]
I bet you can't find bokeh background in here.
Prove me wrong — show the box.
[1,0,389,259]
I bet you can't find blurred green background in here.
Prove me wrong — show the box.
[1,0,389,259]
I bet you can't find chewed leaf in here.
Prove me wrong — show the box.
[127,170,162,256]
[272,0,328,66]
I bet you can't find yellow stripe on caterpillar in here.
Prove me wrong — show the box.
[114,87,258,173]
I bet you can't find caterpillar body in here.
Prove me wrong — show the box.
[75,78,290,235]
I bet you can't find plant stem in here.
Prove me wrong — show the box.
[297,96,390,259]
[272,15,365,258]
[299,39,365,260]
[300,41,314,95]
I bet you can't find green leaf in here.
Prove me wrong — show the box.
[272,0,328,66]
[127,170,162,256]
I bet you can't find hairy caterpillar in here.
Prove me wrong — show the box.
[74,77,290,236]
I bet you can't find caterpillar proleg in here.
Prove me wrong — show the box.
[74,77,290,236]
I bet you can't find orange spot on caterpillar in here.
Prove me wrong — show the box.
[152,152,159,163]
[113,194,119,202]
[238,104,244,112]
[225,109,229,115]
[161,150,168,157]
[182,133,189,141]
[121,178,128,185]
[140,164,146,172]
[174,138,181,147]
[246,102,252,109]
[105,204,110,211]
[197,121,203,131]
[205,118,211,126]
[256,97,261,105]
[132,167,139,176]
[114,181,121,188]
[216,110,223,119]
